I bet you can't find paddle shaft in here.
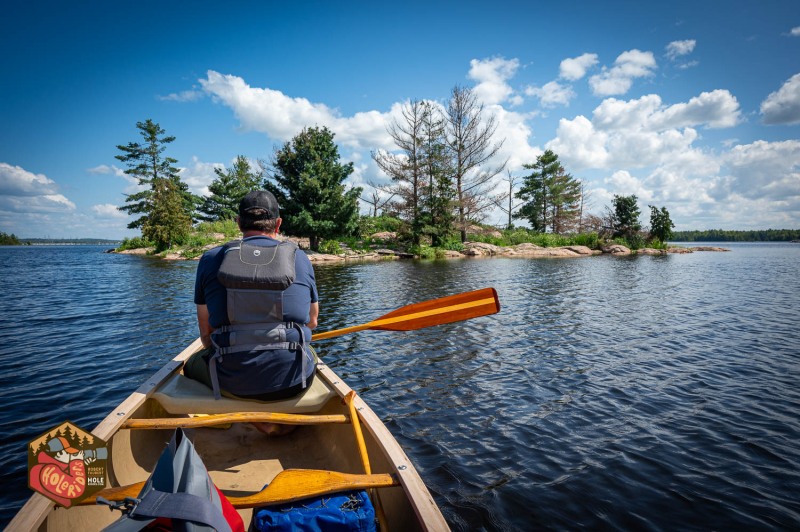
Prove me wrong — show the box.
[84,469,398,509]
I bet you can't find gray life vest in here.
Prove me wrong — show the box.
[208,239,310,400]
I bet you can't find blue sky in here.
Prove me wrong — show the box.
[2,0,799,239]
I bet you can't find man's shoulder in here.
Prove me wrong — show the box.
[293,246,311,261]
[203,239,241,255]
[200,245,224,260]
[197,243,231,271]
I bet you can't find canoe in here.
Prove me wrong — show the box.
[7,338,450,531]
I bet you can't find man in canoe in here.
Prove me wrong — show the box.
[185,190,319,435]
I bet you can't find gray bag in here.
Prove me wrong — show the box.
[100,428,237,532]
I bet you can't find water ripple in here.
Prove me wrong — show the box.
[2,244,800,529]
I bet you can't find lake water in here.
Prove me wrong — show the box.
[1,243,799,530]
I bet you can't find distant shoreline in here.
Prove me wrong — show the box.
[5,239,121,246]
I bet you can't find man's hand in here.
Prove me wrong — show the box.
[308,302,319,330]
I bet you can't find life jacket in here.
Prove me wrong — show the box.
[208,239,311,400]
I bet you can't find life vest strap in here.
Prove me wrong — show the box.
[209,322,309,400]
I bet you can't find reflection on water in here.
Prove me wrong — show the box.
[1,244,800,529]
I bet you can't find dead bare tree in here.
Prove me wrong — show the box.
[445,85,507,242]
[372,100,426,245]
[493,170,526,229]
[360,180,397,217]
[577,179,593,233]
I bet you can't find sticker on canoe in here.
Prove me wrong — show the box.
[27,421,108,507]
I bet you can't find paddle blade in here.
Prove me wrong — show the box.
[372,287,500,332]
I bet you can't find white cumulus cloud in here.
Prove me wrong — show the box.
[1,162,60,196]
[92,204,128,218]
[665,39,696,60]
[719,140,800,200]
[589,49,657,96]
[0,163,76,213]
[559,53,599,81]
[549,90,738,172]
[593,90,741,131]
[468,57,522,106]
[760,73,800,125]
[525,81,575,108]
[199,70,394,151]
[179,157,226,197]
[157,90,204,102]
[526,53,597,108]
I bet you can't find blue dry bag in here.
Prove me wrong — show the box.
[251,490,376,532]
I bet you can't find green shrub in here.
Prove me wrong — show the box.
[469,233,508,246]
[358,215,403,237]
[529,233,570,247]
[177,233,216,248]
[469,229,603,249]
[626,233,646,250]
[340,236,372,252]
[181,248,206,260]
[195,218,240,238]
[118,236,154,251]
[571,232,599,248]
[507,228,536,245]
[439,237,464,252]
[409,244,437,259]
[319,240,342,255]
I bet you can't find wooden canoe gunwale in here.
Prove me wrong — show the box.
[7,338,449,532]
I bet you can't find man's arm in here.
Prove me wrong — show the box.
[308,302,319,330]
[196,304,213,348]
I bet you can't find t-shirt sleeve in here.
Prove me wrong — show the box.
[297,251,319,303]
[194,250,216,305]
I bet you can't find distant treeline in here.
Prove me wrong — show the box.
[0,232,21,245]
[672,229,800,242]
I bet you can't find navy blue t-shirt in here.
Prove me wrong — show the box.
[194,236,318,395]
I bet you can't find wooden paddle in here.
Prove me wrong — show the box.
[84,469,399,509]
[312,287,500,341]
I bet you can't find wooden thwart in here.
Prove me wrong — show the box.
[122,412,348,430]
[83,469,399,509]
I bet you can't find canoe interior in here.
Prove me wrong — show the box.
[39,384,423,531]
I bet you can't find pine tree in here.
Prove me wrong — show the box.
[515,150,582,233]
[611,195,642,239]
[115,119,195,250]
[199,156,264,221]
[142,176,192,250]
[419,102,455,246]
[267,127,361,251]
[649,205,675,243]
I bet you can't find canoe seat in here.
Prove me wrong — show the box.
[152,373,336,415]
